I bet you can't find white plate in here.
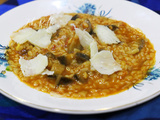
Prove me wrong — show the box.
[0,0,160,114]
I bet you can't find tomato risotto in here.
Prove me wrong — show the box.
[6,13,156,99]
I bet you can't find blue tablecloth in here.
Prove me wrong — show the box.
[0,0,160,119]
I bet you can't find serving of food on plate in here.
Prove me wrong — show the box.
[6,12,156,99]
[1,0,160,114]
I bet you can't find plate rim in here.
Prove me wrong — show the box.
[1,87,160,114]
[0,0,160,114]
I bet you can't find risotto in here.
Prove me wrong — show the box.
[6,13,156,99]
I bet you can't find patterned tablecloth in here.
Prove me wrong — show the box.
[0,0,160,119]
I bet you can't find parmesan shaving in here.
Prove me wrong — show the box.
[90,41,98,70]
[46,24,60,34]
[90,50,122,75]
[11,24,60,48]
[49,13,72,27]
[75,28,95,49]
[19,54,48,77]
[28,29,52,48]
[41,69,54,75]
[90,41,98,58]
[94,25,120,44]
[11,28,36,44]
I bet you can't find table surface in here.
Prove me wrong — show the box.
[0,0,160,119]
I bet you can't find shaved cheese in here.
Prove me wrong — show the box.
[75,28,95,49]
[90,50,122,75]
[32,24,60,48]
[41,69,54,75]
[28,29,52,48]
[90,41,98,70]
[19,54,48,77]
[11,24,59,48]
[49,13,72,26]
[94,25,120,44]
[90,41,98,58]
[11,28,36,44]
[46,24,60,35]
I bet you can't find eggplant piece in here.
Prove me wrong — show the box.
[48,73,56,78]
[48,74,73,88]
[74,74,87,83]
[75,52,90,63]
[128,39,145,54]
[71,16,93,34]
[59,77,73,85]
[71,14,80,20]
[55,27,71,37]
[45,52,55,59]
[57,54,73,66]
[84,19,93,34]
[47,74,57,79]
[74,67,88,83]
[55,75,73,87]
[107,25,119,31]
[138,39,145,51]
[57,56,67,65]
